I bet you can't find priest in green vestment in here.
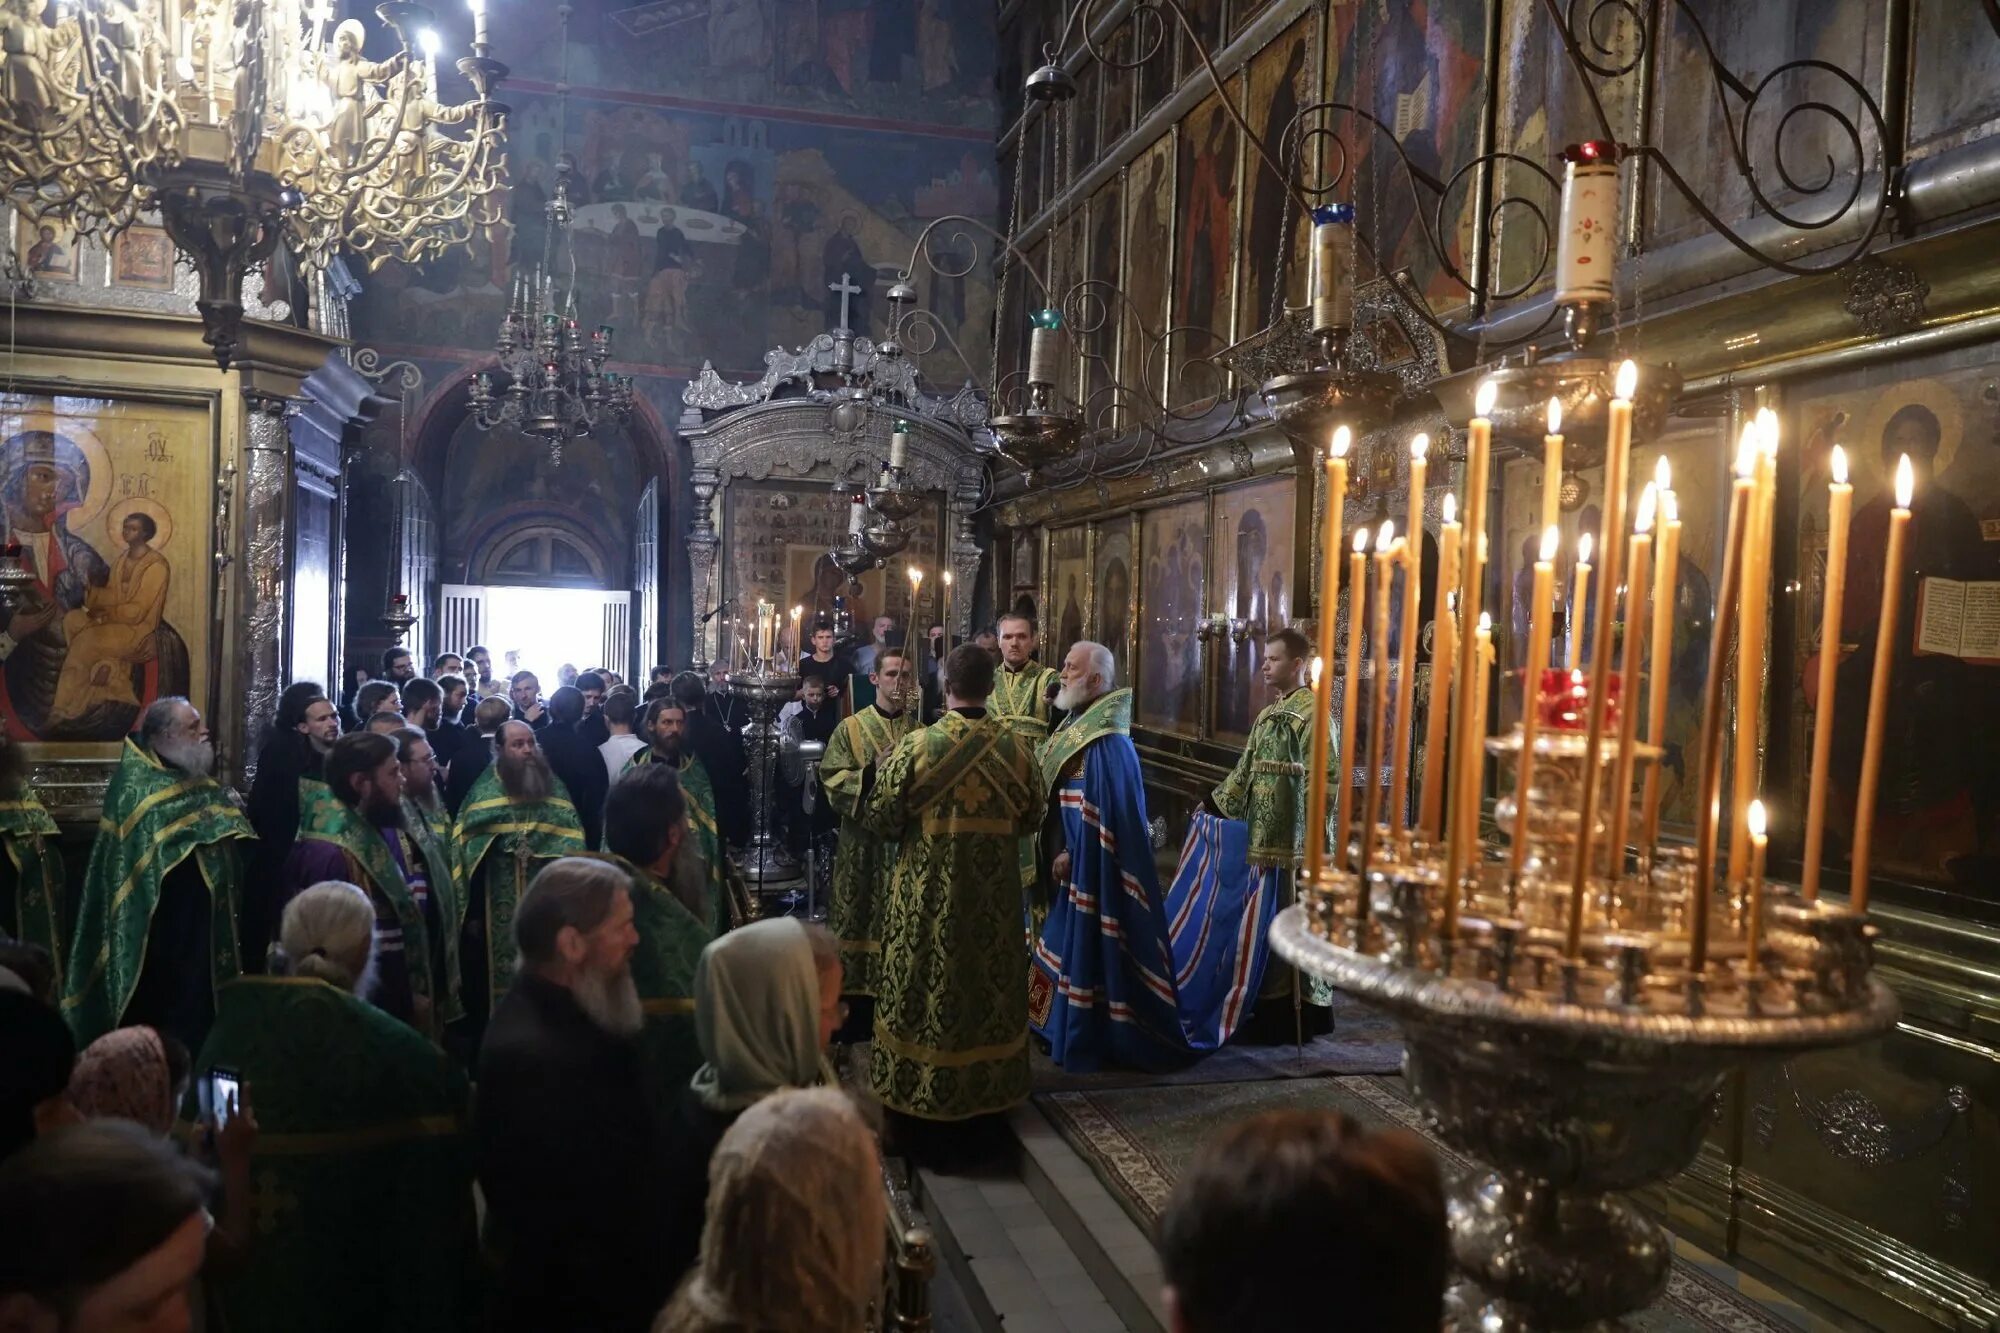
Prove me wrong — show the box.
[628,695,740,935]
[283,732,461,1039]
[0,734,65,973]
[64,698,252,1050]
[821,648,917,998]
[866,645,1042,1125]
[600,763,715,1111]
[990,614,1063,896]
[452,720,585,1024]
[1204,628,1323,1013]
[194,881,476,1333]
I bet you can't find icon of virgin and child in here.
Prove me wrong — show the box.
[0,427,190,742]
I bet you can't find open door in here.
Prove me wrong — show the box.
[633,478,659,678]
[600,594,632,680]
[439,584,486,658]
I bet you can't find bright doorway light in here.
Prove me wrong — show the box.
[481,585,623,685]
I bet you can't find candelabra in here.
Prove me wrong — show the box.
[727,666,804,890]
[1,0,509,367]
[380,592,417,643]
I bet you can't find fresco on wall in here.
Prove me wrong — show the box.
[1325,0,1485,313]
[1122,135,1175,402]
[1138,499,1206,734]
[353,89,999,386]
[1647,2,1882,248]
[1235,13,1316,340]
[497,0,996,130]
[1909,0,2000,159]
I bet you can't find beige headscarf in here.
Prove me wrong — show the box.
[66,1026,173,1137]
[654,1088,886,1333]
[687,918,825,1113]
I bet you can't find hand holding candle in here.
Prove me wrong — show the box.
[1850,455,1914,914]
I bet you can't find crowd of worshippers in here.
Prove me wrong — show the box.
[0,611,1445,1330]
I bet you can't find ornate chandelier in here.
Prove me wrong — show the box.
[465,2,632,465]
[0,0,509,368]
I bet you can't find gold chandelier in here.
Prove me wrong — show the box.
[0,0,508,367]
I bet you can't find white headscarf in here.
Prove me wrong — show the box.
[687,918,825,1113]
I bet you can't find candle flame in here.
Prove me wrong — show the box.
[1311,656,1324,685]
[1895,453,1914,508]
[1410,433,1429,461]
[1635,483,1657,534]
[1539,525,1559,563]
[1376,519,1396,551]
[1734,423,1759,478]
[1615,359,1639,401]
[790,604,802,619]
[1756,406,1779,457]
[1747,799,1767,838]
[909,567,923,587]
[1830,443,1848,486]
[1442,492,1457,524]
[1578,532,1594,565]
[1353,528,1369,553]
[1330,425,1352,458]
[1546,397,1562,435]
[1478,611,1492,634]
[1476,378,1498,417]
[1654,454,1671,492]
[942,571,953,587]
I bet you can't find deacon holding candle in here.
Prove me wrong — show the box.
[1390,435,1429,834]
[1848,455,1914,914]
[1801,445,1852,901]
[1418,493,1460,840]
[1305,428,1352,879]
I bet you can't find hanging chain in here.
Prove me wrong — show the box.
[994,111,1031,400]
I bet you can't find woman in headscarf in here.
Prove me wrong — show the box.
[660,917,843,1285]
[65,1025,187,1136]
[654,1087,886,1333]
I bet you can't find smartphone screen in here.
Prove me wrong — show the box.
[209,1068,241,1125]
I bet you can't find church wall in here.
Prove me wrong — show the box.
[344,0,1000,672]
[995,1,2000,1326]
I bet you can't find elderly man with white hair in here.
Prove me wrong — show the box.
[1029,641,1189,1072]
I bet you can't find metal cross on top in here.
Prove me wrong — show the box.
[829,272,862,331]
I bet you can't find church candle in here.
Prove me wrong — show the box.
[1746,800,1769,971]
[908,567,923,640]
[941,571,953,652]
[1336,529,1368,880]
[1801,446,1852,902]
[789,605,802,659]
[890,423,910,471]
[1309,206,1354,333]
[1454,614,1494,907]
[1418,494,1459,840]
[1565,361,1637,957]
[1640,472,1680,859]
[1028,325,1059,387]
[1605,485,1656,882]
[1849,455,1913,915]
[1508,529,1560,881]
[1730,414,1779,885]
[1391,435,1428,833]
[1306,430,1351,878]
[1444,383,1495,909]
[470,0,489,48]
[1359,523,1397,877]
[1690,442,1759,973]
[1542,399,1564,538]
[1567,533,1593,671]
[849,500,866,536]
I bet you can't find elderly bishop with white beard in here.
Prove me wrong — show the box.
[1028,643,1189,1072]
[63,697,256,1051]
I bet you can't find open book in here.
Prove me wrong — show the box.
[1914,577,2000,664]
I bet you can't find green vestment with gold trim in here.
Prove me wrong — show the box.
[820,703,912,995]
[624,747,738,936]
[1211,686,1318,867]
[191,975,476,1333]
[991,661,1061,892]
[451,766,585,1015]
[0,787,65,974]
[63,740,253,1044]
[865,709,1041,1121]
[593,851,711,1114]
[294,793,464,1036]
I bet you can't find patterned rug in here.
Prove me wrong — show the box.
[1030,989,1405,1092]
[1035,1076,1803,1333]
